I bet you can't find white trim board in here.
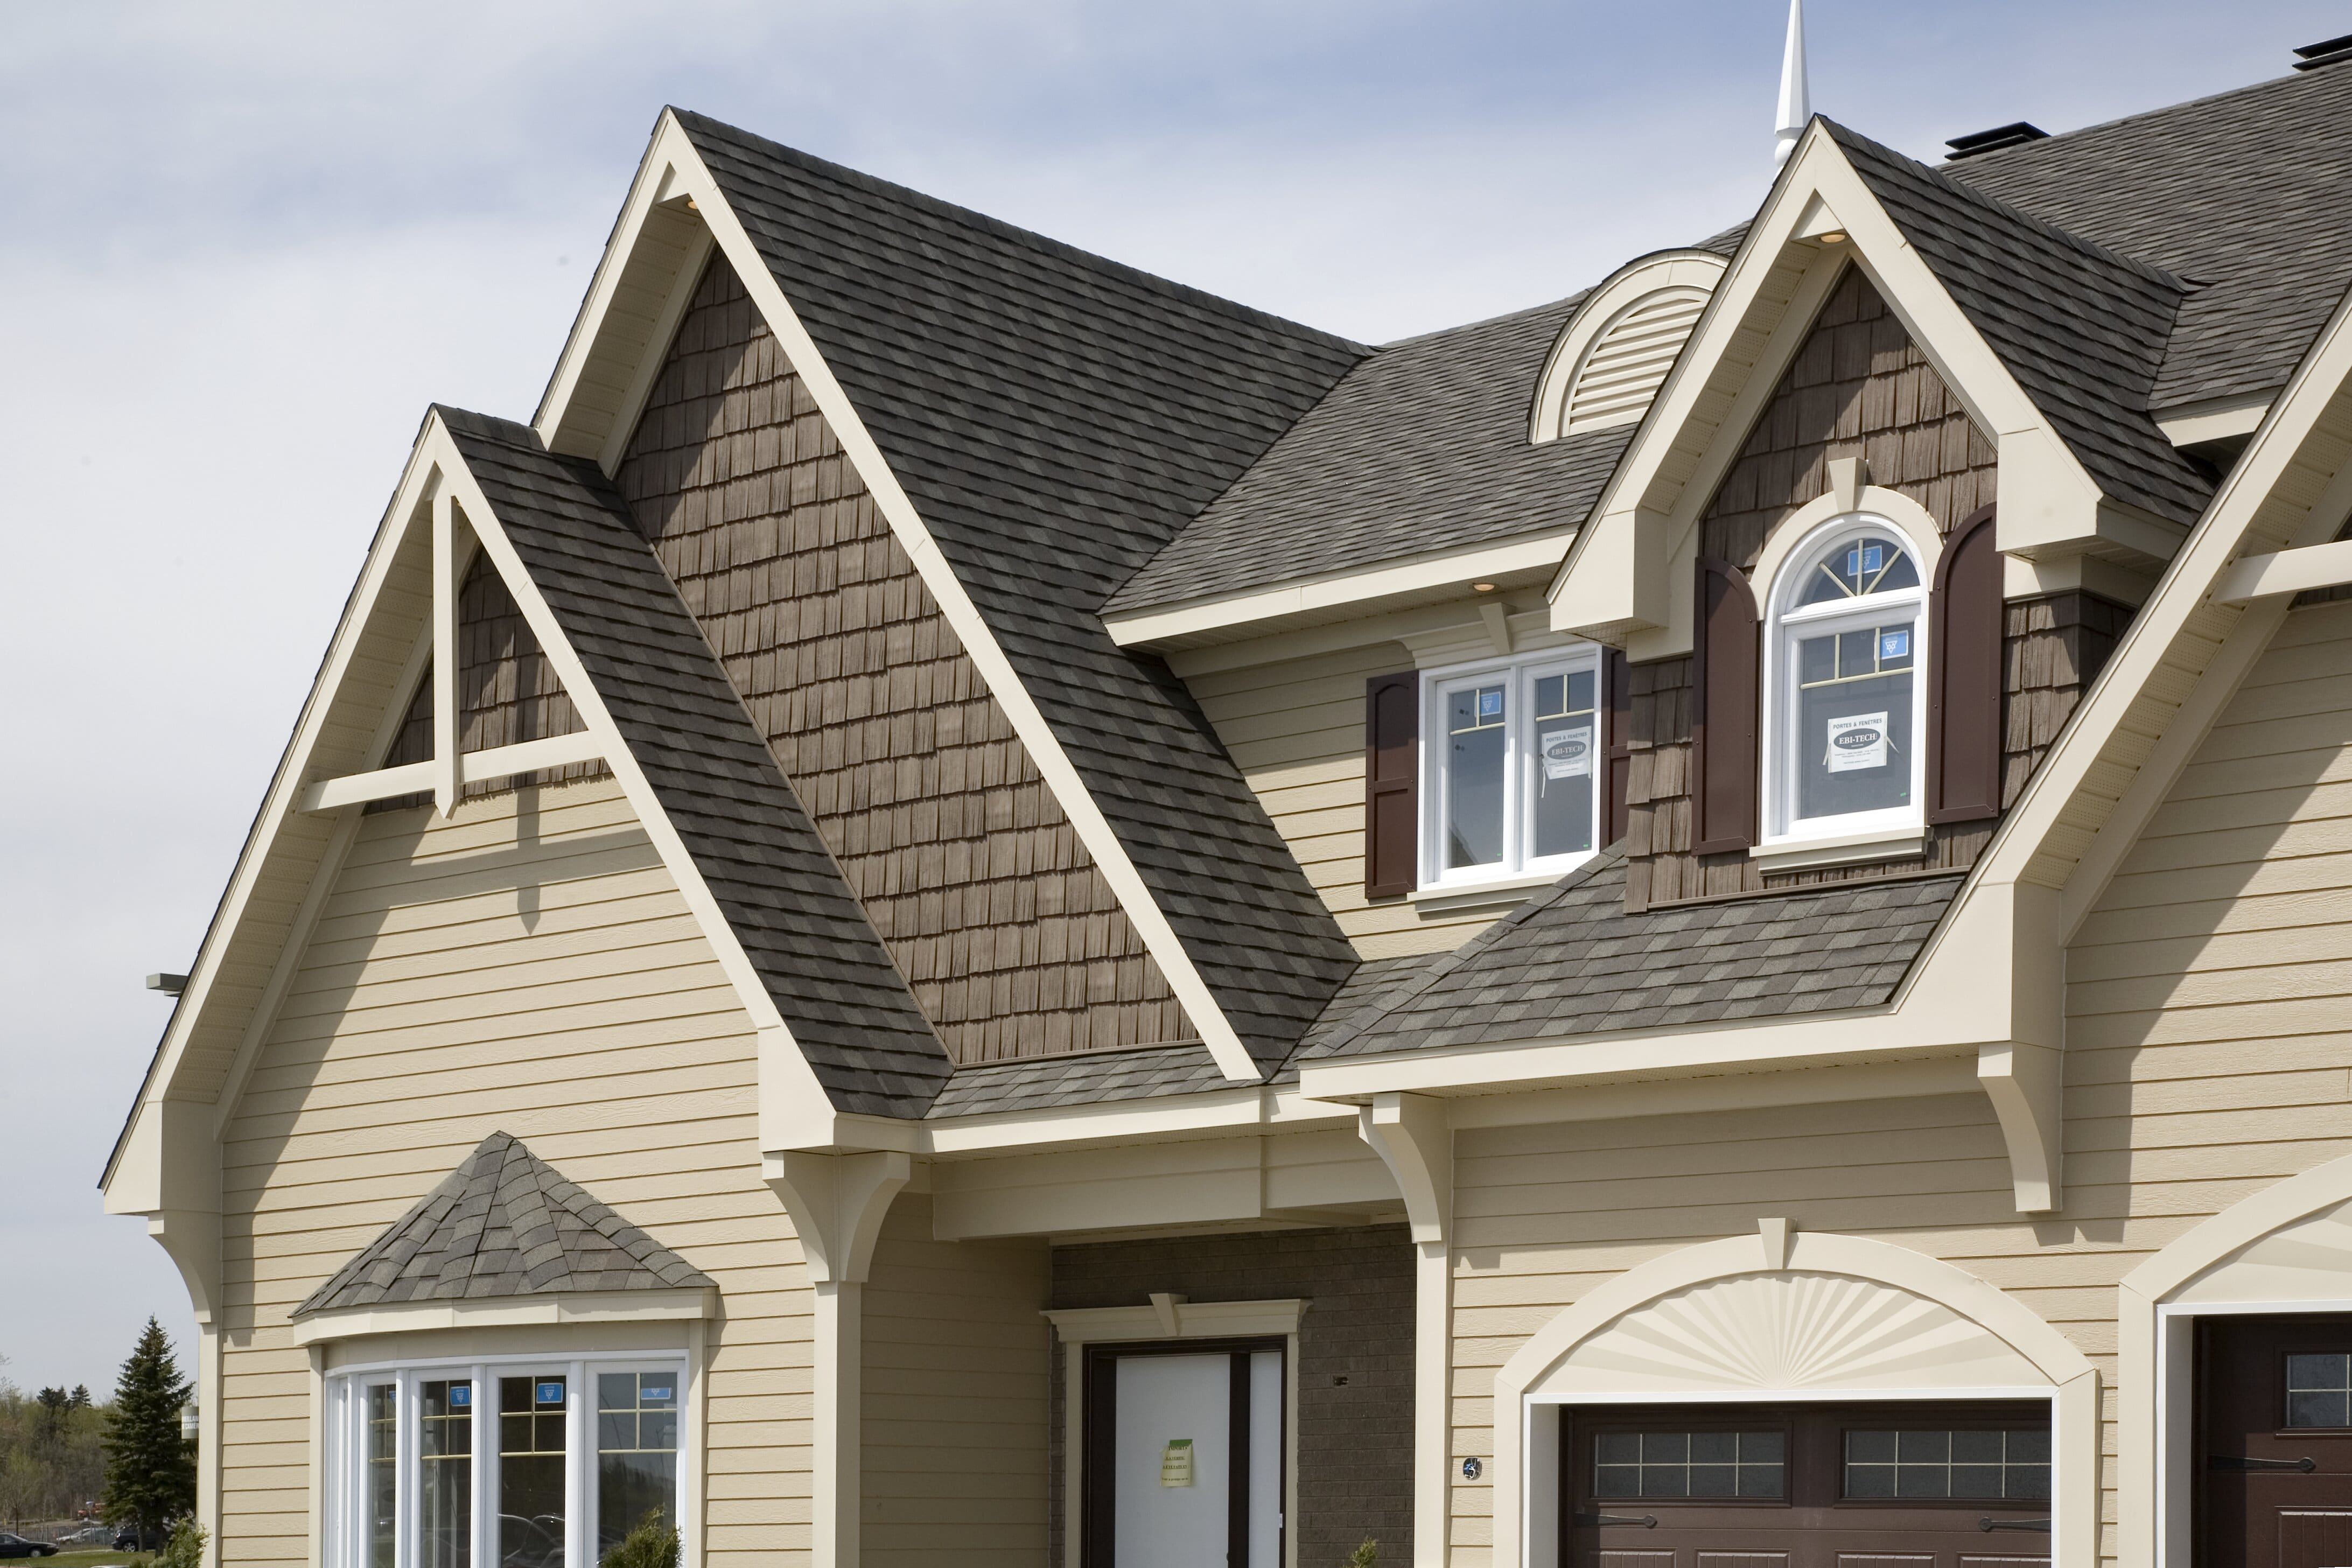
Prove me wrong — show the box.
[291,1287,717,1346]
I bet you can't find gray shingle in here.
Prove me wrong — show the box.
[439,407,954,1117]
[1948,60,2352,412]
[1105,302,1630,613]
[1825,121,2214,529]
[1300,849,1963,1060]
[293,1132,713,1315]
[680,112,1364,1073]
[927,1044,1235,1117]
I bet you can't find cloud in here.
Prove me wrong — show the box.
[2,0,2343,1390]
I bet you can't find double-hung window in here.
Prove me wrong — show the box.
[325,1357,683,1568]
[1420,647,1603,888]
[1762,519,1927,846]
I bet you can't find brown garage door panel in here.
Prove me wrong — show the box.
[1565,1402,2051,1568]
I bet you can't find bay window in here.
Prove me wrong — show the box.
[326,1358,682,1568]
[1420,647,1603,888]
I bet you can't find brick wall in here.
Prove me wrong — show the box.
[1049,1226,1416,1567]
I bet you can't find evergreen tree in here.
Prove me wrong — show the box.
[100,1319,194,1541]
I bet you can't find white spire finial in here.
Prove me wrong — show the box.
[1775,0,1810,167]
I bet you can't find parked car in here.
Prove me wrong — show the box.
[0,1534,59,1558]
[113,1527,163,1551]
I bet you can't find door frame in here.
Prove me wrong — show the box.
[1080,1338,1287,1568]
[1045,1298,1307,1568]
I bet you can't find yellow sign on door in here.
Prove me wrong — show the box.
[1160,1438,1194,1487]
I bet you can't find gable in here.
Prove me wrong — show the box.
[614,257,1193,1062]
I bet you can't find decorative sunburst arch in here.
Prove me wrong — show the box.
[1484,1229,2100,1568]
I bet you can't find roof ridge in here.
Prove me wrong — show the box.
[671,108,1374,359]
[1936,59,2328,173]
[1375,288,1595,352]
[1822,117,2190,293]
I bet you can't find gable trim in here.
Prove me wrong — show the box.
[542,112,1263,1083]
[1549,122,2115,659]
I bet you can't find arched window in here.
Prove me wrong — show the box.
[1762,517,1928,842]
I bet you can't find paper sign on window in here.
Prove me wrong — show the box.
[1539,724,1593,781]
[1160,1438,1194,1487]
[1825,712,1891,773]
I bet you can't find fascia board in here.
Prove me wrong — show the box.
[1101,530,1574,649]
[1977,276,2352,912]
[419,416,838,1143]
[532,116,691,456]
[1546,123,2099,645]
[1044,1298,1307,1343]
[102,427,448,1198]
[638,115,1264,1083]
[291,1287,716,1347]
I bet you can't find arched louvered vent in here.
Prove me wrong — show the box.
[1562,286,1711,432]
[1531,251,1727,444]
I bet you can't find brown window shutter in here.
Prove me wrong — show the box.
[1927,504,2004,823]
[1692,556,1760,853]
[1363,671,1420,898]
[1602,648,1632,847]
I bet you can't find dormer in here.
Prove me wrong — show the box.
[1529,250,1727,443]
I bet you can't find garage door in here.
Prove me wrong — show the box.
[2199,1313,2352,1568]
[1564,1401,2050,1568]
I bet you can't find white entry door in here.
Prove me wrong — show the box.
[1094,1348,1283,1568]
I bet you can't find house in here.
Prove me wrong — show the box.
[101,27,2352,1568]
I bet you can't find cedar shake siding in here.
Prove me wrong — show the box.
[614,258,1192,1064]
[1623,266,2127,906]
[1046,1226,1417,1568]
[373,552,605,810]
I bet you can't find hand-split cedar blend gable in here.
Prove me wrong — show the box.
[612,258,1191,1063]
[1620,266,2129,908]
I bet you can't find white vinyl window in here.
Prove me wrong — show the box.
[1762,517,1928,845]
[1420,647,1604,888]
[324,1357,683,1568]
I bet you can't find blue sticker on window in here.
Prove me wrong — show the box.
[536,1382,566,1405]
[642,1387,674,1403]
[449,1387,471,1408]
[1860,544,1884,573]
[1879,629,1910,660]
[1478,688,1503,719]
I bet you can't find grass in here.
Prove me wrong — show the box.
[30,1551,144,1567]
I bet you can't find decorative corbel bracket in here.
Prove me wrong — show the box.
[1357,1091,1452,1245]
[761,1149,912,1285]
[1979,1041,2063,1215]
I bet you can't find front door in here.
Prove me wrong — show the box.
[2200,1313,2352,1568]
[1083,1342,1284,1568]
[1564,1401,2052,1567]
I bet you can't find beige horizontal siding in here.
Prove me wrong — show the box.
[1190,640,1518,957]
[1430,601,2352,1567]
[215,777,807,1568]
[861,1193,1051,1568]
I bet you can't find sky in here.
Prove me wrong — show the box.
[1,0,2342,1396]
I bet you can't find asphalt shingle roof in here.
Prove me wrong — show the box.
[295,1132,712,1315]
[1826,121,2214,529]
[1105,300,1630,613]
[1948,59,2352,412]
[681,112,1364,1073]
[442,407,954,1117]
[927,1043,1234,1118]
[1303,849,1963,1060]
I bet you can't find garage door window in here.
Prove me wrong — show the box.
[1843,1427,2050,1500]
[1593,1431,1785,1498]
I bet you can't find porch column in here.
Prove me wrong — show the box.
[762,1150,911,1568]
[1359,1094,1454,1567]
